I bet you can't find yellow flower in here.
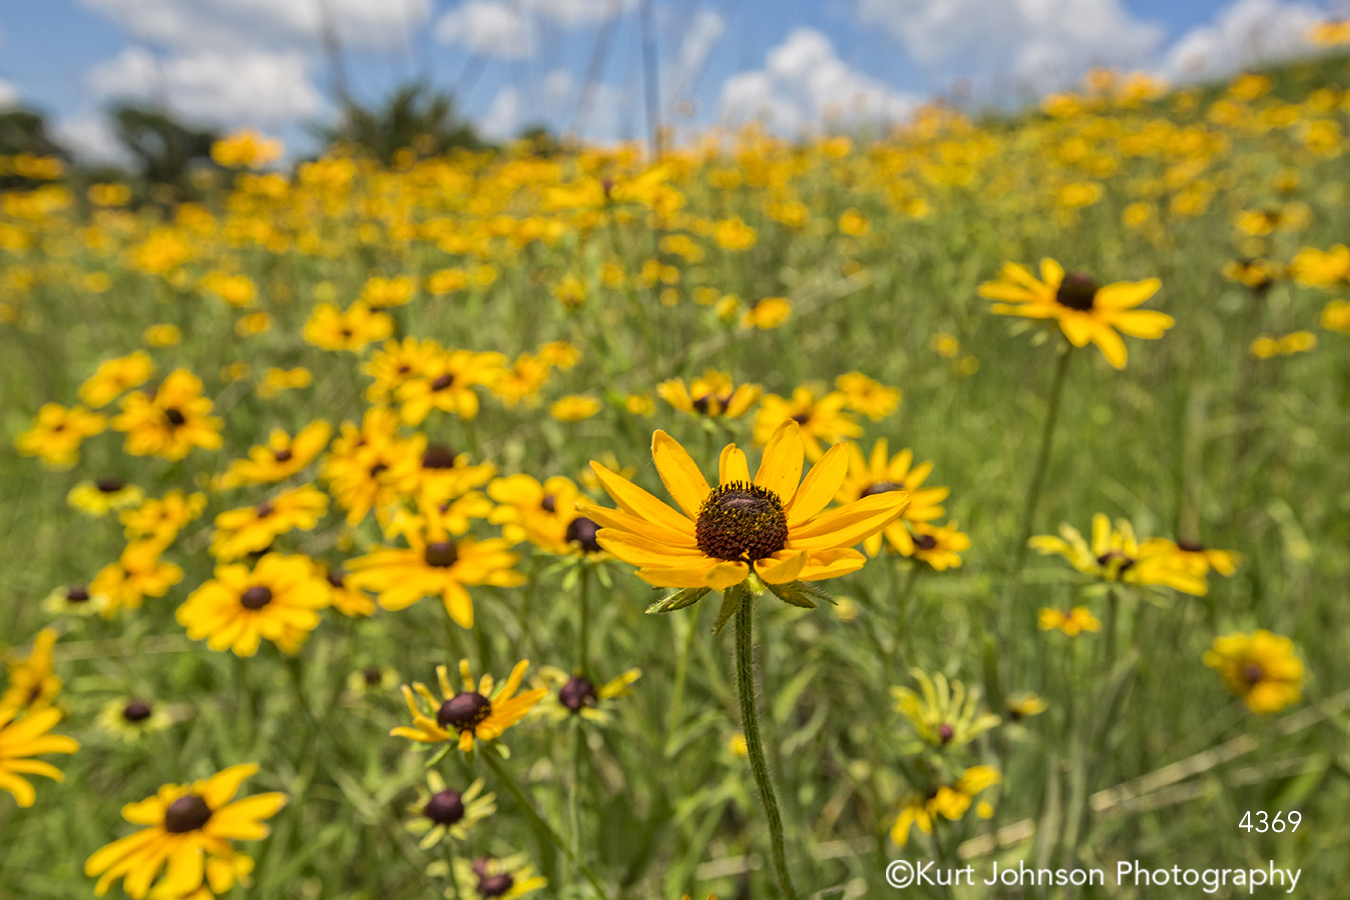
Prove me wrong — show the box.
[550,395,602,421]
[202,272,256,307]
[657,370,761,419]
[488,475,602,555]
[91,541,185,617]
[210,128,284,167]
[1030,514,1209,595]
[359,275,414,308]
[1321,299,1350,335]
[111,370,223,461]
[533,667,641,724]
[0,705,79,808]
[131,227,190,275]
[740,296,792,329]
[625,393,655,416]
[397,348,506,425]
[96,697,174,743]
[318,566,377,617]
[1203,630,1304,714]
[426,268,469,294]
[1006,692,1048,721]
[233,313,272,337]
[345,515,524,628]
[362,337,442,402]
[552,273,588,309]
[1138,539,1241,578]
[257,367,313,398]
[1289,244,1350,287]
[121,490,207,542]
[209,485,330,561]
[537,340,581,369]
[1221,258,1284,292]
[1250,331,1317,358]
[391,659,547,752]
[753,388,861,461]
[79,351,154,408]
[384,437,496,512]
[303,302,393,352]
[1310,19,1350,45]
[84,763,285,899]
[713,216,757,250]
[890,766,1000,847]
[16,403,107,468]
[1039,606,1102,636]
[580,422,908,597]
[450,854,548,900]
[221,362,252,383]
[319,408,408,526]
[1056,182,1102,208]
[838,209,869,235]
[143,324,182,347]
[216,421,332,488]
[177,554,328,656]
[405,773,495,849]
[834,372,900,420]
[2,629,62,713]
[43,583,111,617]
[835,439,948,556]
[981,259,1173,369]
[910,521,970,571]
[891,668,1000,748]
[67,479,145,517]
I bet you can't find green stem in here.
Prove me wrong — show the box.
[1013,344,1074,573]
[481,750,612,900]
[664,612,697,756]
[888,564,920,684]
[578,564,591,675]
[733,593,797,900]
[570,722,585,862]
[1103,588,1119,674]
[445,843,464,900]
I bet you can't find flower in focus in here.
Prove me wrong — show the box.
[891,668,1000,749]
[67,479,145,517]
[303,302,393,352]
[2,628,62,712]
[835,439,949,556]
[209,485,329,561]
[91,541,185,617]
[0,705,79,807]
[96,698,174,743]
[533,666,641,724]
[83,763,285,899]
[981,259,1173,369]
[390,659,547,752]
[216,421,332,488]
[1038,606,1102,636]
[753,388,861,461]
[550,395,602,422]
[121,491,207,542]
[488,475,603,555]
[176,553,329,657]
[79,352,154,408]
[1029,514,1209,595]
[404,773,495,849]
[112,370,223,461]
[1203,630,1304,714]
[16,403,107,468]
[834,372,900,420]
[581,422,908,600]
[890,766,1001,847]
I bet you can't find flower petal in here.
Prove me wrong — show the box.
[651,430,711,519]
[754,420,804,504]
[787,441,849,526]
[719,444,750,485]
[588,462,695,536]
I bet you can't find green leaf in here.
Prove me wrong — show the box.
[425,743,452,768]
[711,585,746,634]
[645,586,710,614]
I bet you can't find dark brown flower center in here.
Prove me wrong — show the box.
[1243,663,1264,684]
[369,462,388,478]
[362,667,382,684]
[860,480,903,498]
[122,700,153,722]
[326,568,345,587]
[164,794,212,833]
[938,723,954,744]
[66,585,90,602]
[437,692,492,731]
[1176,538,1204,552]
[915,533,938,551]
[1095,550,1134,572]
[692,393,733,415]
[430,373,454,391]
[273,448,293,462]
[1056,273,1098,311]
[424,789,466,825]
[565,516,601,553]
[164,408,187,427]
[424,541,459,568]
[790,413,811,425]
[559,676,598,712]
[540,494,556,512]
[422,444,458,469]
[695,482,788,562]
[478,874,515,898]
[255,502,275,518]
[96,478,125,493]
[240,586,273,610]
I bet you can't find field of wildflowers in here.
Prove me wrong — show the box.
[3,52,1350,900]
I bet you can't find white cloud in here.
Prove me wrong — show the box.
[52,112,130,164]
[1163,0,1325,81]
[434,1,534,59]
[719,28,921,132]
[87,47,323,124]
[0,78,18,109]
[544,70,574,105]
[670,9,726,98]
[522,0,634,27]
[857,0,1164,91]
[77,0,431,51]
[480,85,523,140]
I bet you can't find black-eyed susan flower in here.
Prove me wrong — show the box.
[1006,692,1048,721]
[891,669,1000,749]
[303,302,393,351]
[1221,258,1284,292]
[362,337,440,402]
[143,324,182,347]
[97,698,173,742]
[1038,607,1102,636]
[1139,538,1241,578]
[84,763,285,899]
[15,403,107,468]
[890,766,1001,847]
[2,628,62,712]
[1322,299,1350,335]
[980,259,1173,369]
[910,521,970,571]
[1203,630,1304,714]
[533,666,641,724]
[580,422,908,607]
[835,439,948,556]
[359,275,414,308]
[43,583,110,617]
[91,541,184,617]
[492,353,553,409]
[176,554,328,657]
[488,475,602,555]
[145,849,254,900]
[320,407,409,526]
[386,438,496,511]
[112,370,223,461]
[346,665,399,698]
[68,478,145,517]
[447,855,547,900]
[536,340,580,369]
[740,296,791,329]
[211,128,283,167]
[319,566,376,617]
[215,421,331,488]
[1029,514,1208,595]
[345,511,523,627]
[834,372,900,421]
[201,271,257,307]
[79,351,154,408]
[208,485,329,561]
[121,490,207,542]
[656,370,761,419]
[549,395,602,421]
[753,388,861,460]
[391,660,547,752]
[0,705,79,807]
[405,773,495,849]
[397,347,505,425]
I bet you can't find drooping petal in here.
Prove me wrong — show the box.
[1039,258,1065,290]
[1088,320,1129,369]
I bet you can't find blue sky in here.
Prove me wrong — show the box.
[0,0,1336,157]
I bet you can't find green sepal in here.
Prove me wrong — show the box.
[645,586,710,614]
[765,580,818,609]
[494,742,511,760]
[425,743,452,768]
[711,585,746,635]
